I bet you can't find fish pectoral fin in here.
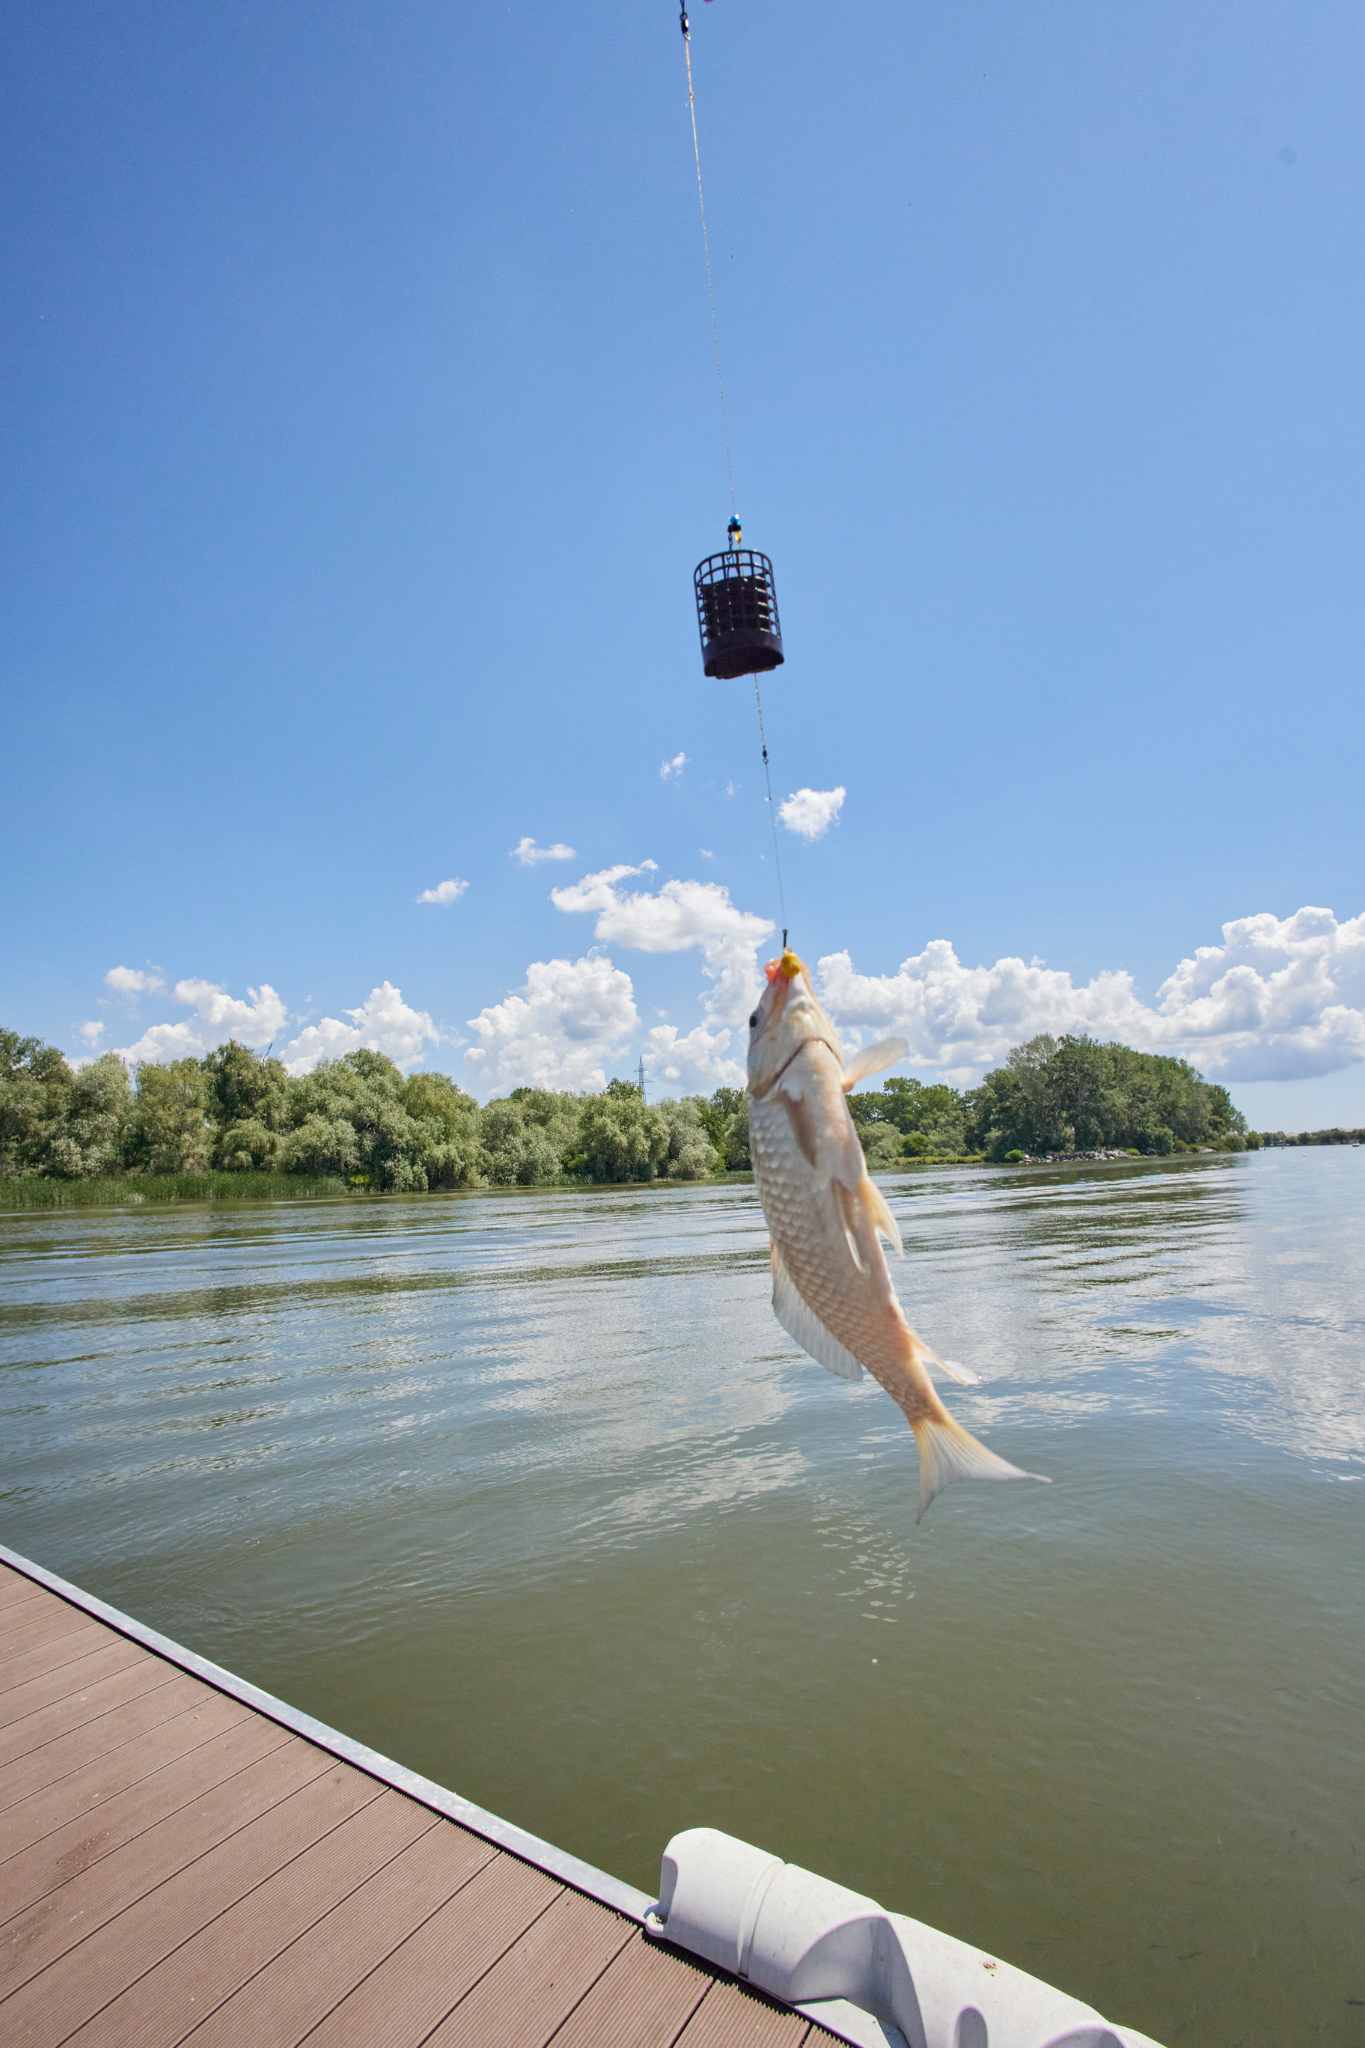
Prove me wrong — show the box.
[841,1037,908,1091]
[771,1246,865,1382]
[861,1177,905,1257]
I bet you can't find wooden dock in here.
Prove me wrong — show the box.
[0,1553,851,2048]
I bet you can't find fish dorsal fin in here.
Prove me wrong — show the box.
[841,1037,908,1092]
[861,1176,904,1257]
[770,1245,864,1382]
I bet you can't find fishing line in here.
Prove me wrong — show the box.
[680,7,788,947]
[680,16,737,516]
[753,674,789,949]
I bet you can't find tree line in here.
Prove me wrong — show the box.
[0,1025,1254,1194]
[1257,1126,1363,1147]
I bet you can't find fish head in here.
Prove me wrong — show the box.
[747,949,844,1092]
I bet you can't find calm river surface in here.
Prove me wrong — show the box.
[3,1150,1363,2046]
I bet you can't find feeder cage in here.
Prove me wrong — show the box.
[693,548,785,680]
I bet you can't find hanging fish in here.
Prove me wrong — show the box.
[747,949,1050,1520]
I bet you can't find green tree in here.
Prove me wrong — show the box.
[479,1099,563,1185]
[655,1098,721,1179]
[290,1051,430,1189]
[403,1072,483,1187]
[130,1061,214,1173]
[0,1030,74,1174]
[60,1054,133,1176]
[278,1114,360,1176]
[861,1123,903,1171]
[203,1041,290,1132]
[576,1091,668,1183]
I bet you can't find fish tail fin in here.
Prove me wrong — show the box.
[909,1410,1050,1523]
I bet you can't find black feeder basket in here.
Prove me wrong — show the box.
[694,546,785,680]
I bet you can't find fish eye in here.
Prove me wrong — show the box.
[748,1010,759,1029]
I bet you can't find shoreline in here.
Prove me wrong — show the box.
[0,1144,1292,1215]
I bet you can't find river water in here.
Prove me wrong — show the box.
[2,1150,1362,2046]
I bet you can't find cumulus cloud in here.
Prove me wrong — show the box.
[816,906,1365,1086]
[415,878,469,906]
[77,1020,105,1045]
[105,965,165,995]
[549,860,657,917]
[277,982,441,1075]
[465,955,638,1094]
[645,1020,745,1094]
[112,980,289,1066]
[778,785,846,841]
[660,752,688,782]
[551,864,773,1032]
[510,837,576,866]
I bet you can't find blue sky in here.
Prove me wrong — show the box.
[5,0,1362,1127]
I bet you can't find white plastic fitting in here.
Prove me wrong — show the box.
[646,1828,1165,2048]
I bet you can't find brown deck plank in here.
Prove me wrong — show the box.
[422,1884,637,2048]
[543,1935,713,2047]
[0,1735,333,2002]
[674,1975,817,2045]
[0,1672,202,1813]
[181,1810,498,2048]
[302,1851,562,2048]
[0,1642,150,1734]
[3,1598,94,1657]
[0,1572,62,1605]
[0,1657,179,1771]
[0,1710,289,1921]
[49,1782,427,2048]
[0,1577,47,1613]
[0,1622,128,1698]
[0,1691,250,1861]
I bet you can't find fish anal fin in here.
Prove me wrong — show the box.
[771,1246,864,1381]
[842,1037,909,1092]
[916,1339,980,1387]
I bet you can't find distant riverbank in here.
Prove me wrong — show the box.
[1,1140,1319,1212]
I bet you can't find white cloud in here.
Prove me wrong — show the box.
[415,878,469,906]
[77,1020,105,1045]
[549,861,657,917]
[104,965,165,996]
[465,955,638,1094]
[645,1021,745,1094]
[778,785,846,841]
[113,980,289,1066]
[815,906,1365,1086]
[278,982,441,1075]
[511,837,577,866]
[660,752,688,782]
[551,865,774,1031]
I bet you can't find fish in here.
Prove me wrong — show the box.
[747,948,1049,1520]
